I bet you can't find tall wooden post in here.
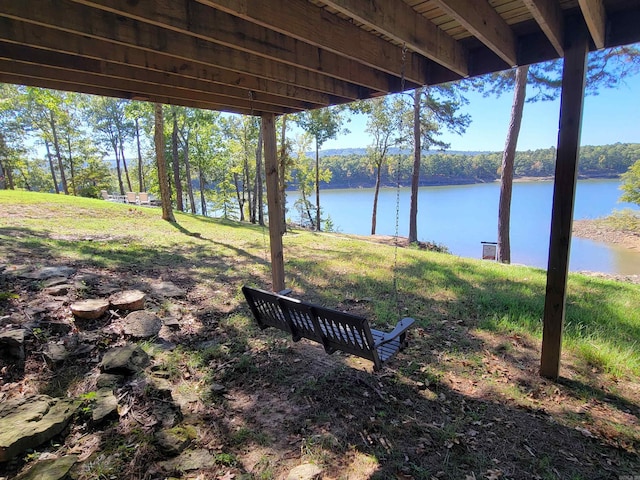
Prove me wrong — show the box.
[540,20,589,379]
[262,113,286,292]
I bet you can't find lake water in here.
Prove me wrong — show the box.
[286,179,640,275]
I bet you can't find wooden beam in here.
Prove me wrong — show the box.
[0,0,368,100]
[198,0,430,86]
[71,0,400,94]
[321,0,468,77]
[432,0,517,67]
[0,41,321,112]
[578,0,606,49]
[0,16,341,108]
[0,58,295,114]
[0,72,260,115]
[522,0,565,56]
[540,19,589,380]
[262,113,286,292]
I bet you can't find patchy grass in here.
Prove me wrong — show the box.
[0,190,639,479]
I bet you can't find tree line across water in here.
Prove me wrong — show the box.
[316,143,640,189]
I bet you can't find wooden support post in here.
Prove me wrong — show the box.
[540,20,589,380]
[262,113,286,292]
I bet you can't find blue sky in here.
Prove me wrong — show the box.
[319,71,640,152]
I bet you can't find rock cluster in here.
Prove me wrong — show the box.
[0,264,203,479]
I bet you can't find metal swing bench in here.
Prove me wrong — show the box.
[242,286,415,371]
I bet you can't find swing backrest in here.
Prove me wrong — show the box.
[242,286,292,335]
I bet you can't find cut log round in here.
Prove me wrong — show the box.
[70,299,109,320]
[110,290,146,311]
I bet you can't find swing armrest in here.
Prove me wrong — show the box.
[278,288,293,296]
[373,317,415,348]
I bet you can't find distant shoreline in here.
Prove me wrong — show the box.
[309,173,621,191]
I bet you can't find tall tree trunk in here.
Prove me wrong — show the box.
[409,87,423,243]
[66,136,77,196]
[278,114,288,232]
[135,117,144,192]
[172,112,184,211]
[256,127,264,226]
[498,65,529,263]
[198,167,207,216]
[45,140,59,194]
[119,140,132,192]
[183,136,196,214]
[111,139,124,195]
[50,111,68,195]
[371,162,382,235]
[315,138,321,231]
[243,131,254,223]
[233,172,245,221]
[154,104,175,222]
[0,158,6,190]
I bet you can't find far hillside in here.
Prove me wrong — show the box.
[308,143,640,189]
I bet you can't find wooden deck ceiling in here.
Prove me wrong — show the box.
[0,1,639,115]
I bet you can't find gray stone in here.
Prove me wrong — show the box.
[21,266,76,280]
[210,383,227,395]
[96,373,124,388]
[0,395,79,462]
[286,463,323,480]
[44,284,73,296]
[92,388,118,423]
[14,455,78,480]
[150,281,185,298]
[43,343,68,366]
[0,328,26,359]
[43,277,69,288]
[155,427,193,457]
[123,311,162,339]
[110,290,146,311]
[70,299,109,320]
[158,449,215,473]
[100,344,150,375]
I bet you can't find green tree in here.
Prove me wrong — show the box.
[362,96,403,235]
[408,84,470,243]
[620,160,640,206]
[295,106,345,231]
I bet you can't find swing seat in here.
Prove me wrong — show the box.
[242,286,415,371]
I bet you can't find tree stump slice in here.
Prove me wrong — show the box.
[70,299,109,320]
[110,290,146,311]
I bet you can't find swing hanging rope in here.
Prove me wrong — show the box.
[392,44,408,316]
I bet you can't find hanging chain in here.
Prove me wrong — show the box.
[393,44,408,315]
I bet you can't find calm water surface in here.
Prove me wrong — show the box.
[286,179,640,275]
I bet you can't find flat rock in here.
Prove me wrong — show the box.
[43,343,68,366]
[14,455,78,480]
[0,395,79,462]
[158,449,215,473]
[44,284,73,296]
[100,344,150,375]
[70,299,109,320]
[42,277,69,288]
[92,388,118,423]
[96,373,124,389]
[150,281,185,298]
[20,266,76,280]
[110,290,146,311]
[155,427,193,457]
[123,311,162,339]
[286,463,323,480]
[0,328,26,359]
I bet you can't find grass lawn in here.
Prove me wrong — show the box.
[0,190,638,479]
